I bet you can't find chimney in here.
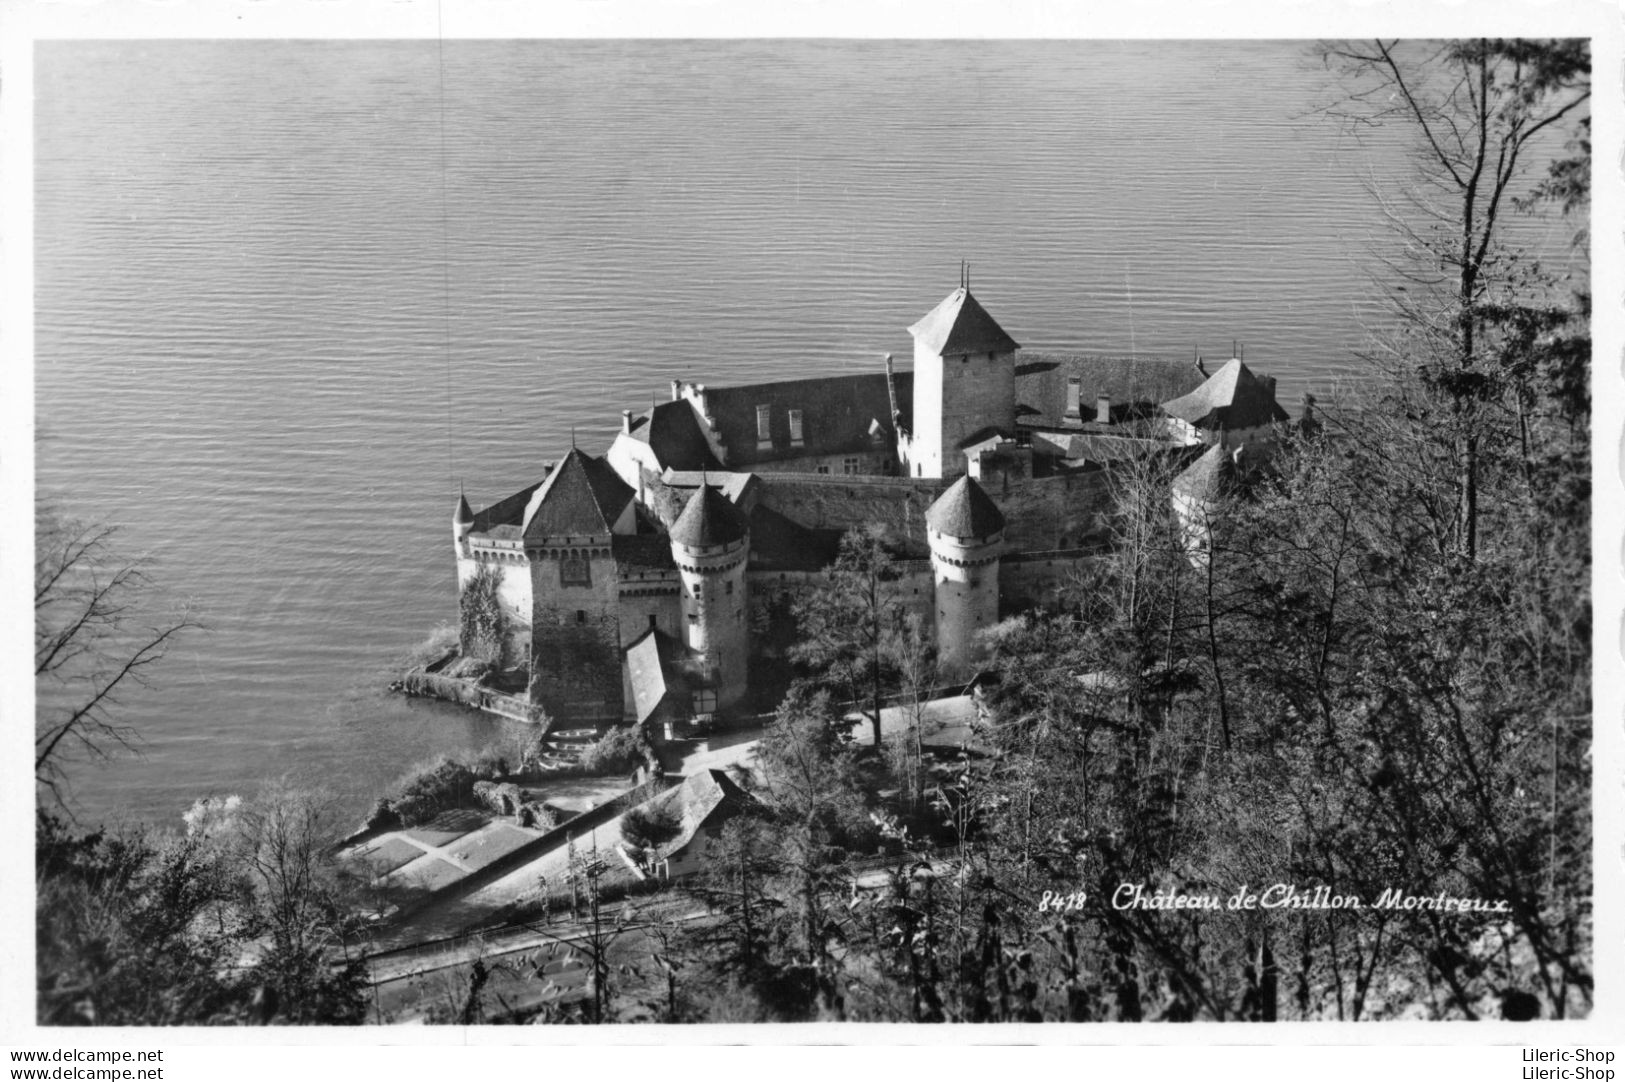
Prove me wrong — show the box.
[1064,377,1082,420]
[621,409,633,433]
[1096,395,1112,425]
[1264,375,1277,400]
[695,384,711,424]
[670,379,682,402]
[1196,356,1209,377]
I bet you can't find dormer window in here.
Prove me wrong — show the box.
[756,404,772,449]
[788,409,804,447]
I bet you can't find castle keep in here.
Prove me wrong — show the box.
[453,283,1290,729]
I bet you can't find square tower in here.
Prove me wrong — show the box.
[907,284,1021,479]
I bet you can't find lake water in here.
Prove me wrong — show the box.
[34,39,1581,827]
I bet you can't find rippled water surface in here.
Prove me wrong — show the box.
[34,40,1579,825]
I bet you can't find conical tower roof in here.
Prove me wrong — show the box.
[669,482,750,549]
[926,475,1006,539]
[908,287,1021,356]
[455,492,474,524]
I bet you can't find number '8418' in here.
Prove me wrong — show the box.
[1038,890,1087,912]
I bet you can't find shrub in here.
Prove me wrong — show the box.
[459,563,507,667]
[364,797,401,832]
[380,755,477,828]
[445,655,492,681]
[579,725,653,776]
[518,802,557,831]
[467,748,509,781]
[620,801,682,853]
[403,623,460,672]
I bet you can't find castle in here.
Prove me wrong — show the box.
[452,281,1290,731]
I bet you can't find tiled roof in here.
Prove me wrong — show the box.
[470,481,544,533]
[926,475,1006,539]
[659,470,756,505]
[1159,358,1290,430]
[522,448,634,540]
[746,505,844,572]
[908,288,1021,356]
[669,483,750,549]
[693,373,900,468]
[624,629,692,724]
[1171,442,1236,500]
[956,426,1013,453]
[1014,352,1205,426]
[641,769,750,860]
[630,400,724,473]
[1031,431,1168,463]
[611,533,677,571]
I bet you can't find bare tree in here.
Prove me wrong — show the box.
[35,503,199,806]
[791,525,909,746]
[1317,38,1589,560]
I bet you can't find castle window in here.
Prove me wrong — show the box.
[725,581,734,595]
[843,457,860,475]
[692,688,717,714]
[816,465,831,475]
[576,610,587,624]
[648,613,658,629]
[788,409,804,446]
[756,404,772,448]
[560,552,591,586]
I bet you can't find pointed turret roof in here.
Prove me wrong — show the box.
[926,475,1006,539]
[669,481,750,549]
[522,447,634,539]
[1159,358,1290,430]
[908,287,1021,357]
[455,492,474,524]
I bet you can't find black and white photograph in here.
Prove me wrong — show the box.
[4,0,1620,1066]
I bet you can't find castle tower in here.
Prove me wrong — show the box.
[926,475,1006,674]
[454,492,474,551]
[907,282,1021,479]
[668,482,751,713]
[521,447,637,721]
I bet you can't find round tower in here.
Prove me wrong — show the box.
[454,492,474,552]
[926,475,1005,674]
[668,482,751,713]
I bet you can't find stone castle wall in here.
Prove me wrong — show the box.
[753,466,1118,556]
[528,546,625,721]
